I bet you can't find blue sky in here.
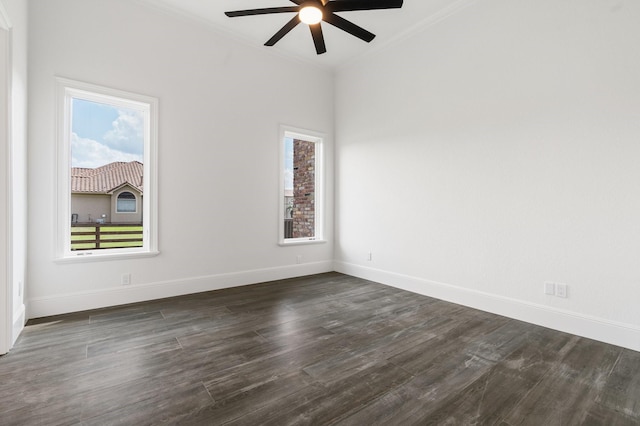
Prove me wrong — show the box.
[71,98,144,168]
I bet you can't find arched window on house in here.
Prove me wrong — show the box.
[117,192,136,213]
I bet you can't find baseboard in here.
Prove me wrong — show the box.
[12,303,25,346]
[28,261,333,319]
[334,261,640,352]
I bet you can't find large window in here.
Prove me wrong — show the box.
[56,78,158,260]
[279,127,324,244]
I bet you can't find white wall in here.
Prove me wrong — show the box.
[27,0,334,317]
[335,0,640,351]
[0,0,28,350]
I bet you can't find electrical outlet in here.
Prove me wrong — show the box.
[556,283,568,298]
[121,273,131,286]
[367,252,373,261]
[544,281,556,295]
[296,255,302,264]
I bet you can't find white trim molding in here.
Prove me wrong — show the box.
[334,261,640,352]
[0,21,9,354]
[28,261,334,318]
[12,302,24,343]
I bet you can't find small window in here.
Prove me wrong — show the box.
[279,126,324,244]
[117,192,137,213]
[56,78,158,261]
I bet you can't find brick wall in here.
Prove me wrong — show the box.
[292,139,315,238]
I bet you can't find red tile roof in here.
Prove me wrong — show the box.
[71,161,143,194]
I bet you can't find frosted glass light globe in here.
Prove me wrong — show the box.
[299,6,322,25]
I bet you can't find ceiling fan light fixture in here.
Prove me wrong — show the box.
[225,0,404,55]
[299,6,323,25]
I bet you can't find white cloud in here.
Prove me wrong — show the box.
[71,133,142,168]
[102,109,144,155]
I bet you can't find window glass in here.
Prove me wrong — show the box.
[116,192,136,213]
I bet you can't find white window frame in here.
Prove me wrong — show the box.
[55,77,159,261]
[278,125,325,245]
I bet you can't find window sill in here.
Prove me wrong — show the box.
[55,250,160,264]
[279,239,327,247]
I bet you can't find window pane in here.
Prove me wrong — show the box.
[117,199,136,213]
[292,139,315,238]
[283,133,320,242]
[284,137,293,238]
[70,98,144,250]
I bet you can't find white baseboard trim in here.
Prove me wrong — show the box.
[334,261,640,352]
[12,303,25,346]
[28,261,333,319]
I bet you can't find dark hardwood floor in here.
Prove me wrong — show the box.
[1,272,638,425]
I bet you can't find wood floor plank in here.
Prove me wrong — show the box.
[502,337,623,425]
[302,318,446,385]
[82,381,214,426]
[0,342,89,391]
[582,402,640,426]
[232,362,414,426]
[192,371,316,424]
[596,348,640,418]
[387,316,508,375]
[337,345,497,425]
[202,333,344,401]
[415,327,579,425]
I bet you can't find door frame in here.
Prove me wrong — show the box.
[0,1,12,355]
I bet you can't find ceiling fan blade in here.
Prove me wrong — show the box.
[265,15,301,46]
[326,0,403,12]
[289,0,304,4]
[225,6,299,17]
[323,13,375,42]
[309,24,327,54]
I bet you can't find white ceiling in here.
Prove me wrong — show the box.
[140,0,476,69]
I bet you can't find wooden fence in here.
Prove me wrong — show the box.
[71,223,143,250]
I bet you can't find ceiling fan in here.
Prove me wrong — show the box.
[225,0,404,55]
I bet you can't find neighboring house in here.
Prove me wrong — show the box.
[71,161,143,224]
